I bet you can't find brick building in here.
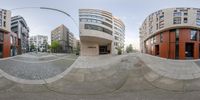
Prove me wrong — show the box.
[0,9,11,58]
[140,7,200,59]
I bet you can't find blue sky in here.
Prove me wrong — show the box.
[0,0,200,49]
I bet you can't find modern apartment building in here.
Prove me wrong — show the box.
[140,7,200,59]
[73,38,80,51]
[51,24,74,53]
[11,15,29,54]
[10,32,18,56]
[29,35,48,52]
[79,9,125,56]
[0,8,11,58]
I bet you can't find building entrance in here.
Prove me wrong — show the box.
[0,44,3,58]
[99,45,109,54]
[155,45,159,56]
[185,43,194,59]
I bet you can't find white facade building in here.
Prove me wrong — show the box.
[11,15,29,54]
[79,9,125,56]
[29,35,48,52]
[0,9,11,32]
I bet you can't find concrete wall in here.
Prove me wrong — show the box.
[80,41,99,56]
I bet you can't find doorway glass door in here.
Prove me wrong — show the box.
[155,45,159,56]
[185,43,194,59]
[99,45,108,54]
[0,44,3,58]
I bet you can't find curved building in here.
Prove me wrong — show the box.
[140,7,200,59]
[11,16,29,54]
[79,9,125,56]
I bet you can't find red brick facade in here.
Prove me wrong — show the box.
[144,28,200,59]
[3,32,11,58]
[0,31,18,58]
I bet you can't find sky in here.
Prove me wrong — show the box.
[0,0,200,50]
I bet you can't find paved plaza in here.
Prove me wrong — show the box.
[0,53,200,99]
[0,53,78,83]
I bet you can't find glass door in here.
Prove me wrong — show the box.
[0,44,3,58]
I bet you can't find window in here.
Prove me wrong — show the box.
[105,19,112,23]
[160,15,164,20]
[173,12,182,17]
[115,36,119,40]
[160,33,163,43]
[184,18,188,23]
[3,21,6,27]
[156,24,158,30]
[92,20,96,23]
[0,31,3,42]
[184,12,188,16]
[176,29,179,42]
[173,17,181,24]
[80,18,87,22]
[87,19,91,22]
[153,36,156,43]
[85,24,112,35]
[197,19,200,26]
[10,36,13,44]
[80,18,112,28]
[102,22,112,28]
[190,29,197,41]
[196,11,200,26]
[159,21,164,29]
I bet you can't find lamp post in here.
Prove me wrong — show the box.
[10,7,78,53]
[10,7,78,27]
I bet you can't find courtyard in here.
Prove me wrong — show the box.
[0,53,199,99]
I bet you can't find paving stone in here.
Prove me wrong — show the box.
[0,53,77,80]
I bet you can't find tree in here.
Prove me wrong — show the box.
[116,45,124,55]
[126,44,134,53]
[30,44,35,52]
[48,44,51,49]
[51,40,60,53]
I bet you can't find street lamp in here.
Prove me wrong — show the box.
[10,7,78,27]
[10,7,79,53]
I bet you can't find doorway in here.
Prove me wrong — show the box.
[185,43,194,59]
[155,45,159,56]
[0,44,3,58]
[99,45,108,54]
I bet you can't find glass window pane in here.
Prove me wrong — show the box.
[191,30,197,41]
